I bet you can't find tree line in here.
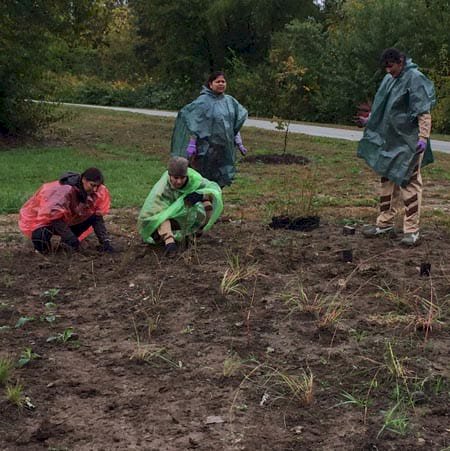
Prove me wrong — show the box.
[1,0,449,136]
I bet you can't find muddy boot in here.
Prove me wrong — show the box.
[362,225,393,237]
[400,232,420,246]
[164,242,177,258]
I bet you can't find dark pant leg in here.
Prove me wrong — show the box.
[69,216,97,237]
[31,227,53,253]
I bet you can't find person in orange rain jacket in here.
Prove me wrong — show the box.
[19,168,114,254]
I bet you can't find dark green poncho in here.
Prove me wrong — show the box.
[138,168,223,244]
[171,86,248,187]
[357,59,436,186]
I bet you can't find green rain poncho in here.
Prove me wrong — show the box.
[138,168,223,244]
[171,86,248,187]
[357,59,436,186]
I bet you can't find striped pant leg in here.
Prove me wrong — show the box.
[376,177,399,227]
[401,159,423,234]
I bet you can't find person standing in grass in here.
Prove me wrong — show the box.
[138,157,223,257]
[357,48,436,246]
[19,168,114,253]
[170,71,248,188]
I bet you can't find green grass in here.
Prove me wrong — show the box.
[1,106,450,221]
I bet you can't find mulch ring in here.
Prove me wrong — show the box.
[242,153,310,165]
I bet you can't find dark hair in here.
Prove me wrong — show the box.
[206,71,226,87]
[81,167,104,184]
[380,48,406,66]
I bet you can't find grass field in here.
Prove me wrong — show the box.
[2,105,450,225]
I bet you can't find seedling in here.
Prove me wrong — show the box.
[317,299,347,330]
[336,391,370,409]
[17,348,41,367]
[0,357,14,385]
[130,346,182,369]
[220,253,258,297]
[5,381,25,407]
[47,327,76,344]
[377,402,409,438]
[15,316,35,328]
[223,353,243,377]
[42,288,60,300]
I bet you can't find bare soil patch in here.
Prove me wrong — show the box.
[242,154,310,165]
[0,210,449,450]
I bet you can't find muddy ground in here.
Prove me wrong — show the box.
[0,210,449,450]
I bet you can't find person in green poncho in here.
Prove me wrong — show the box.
[170,71,248,188]
[137,157,223,257]
[357,48,436,246]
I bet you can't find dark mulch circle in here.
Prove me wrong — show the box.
[269,215,320,231]
[242,153,310,165]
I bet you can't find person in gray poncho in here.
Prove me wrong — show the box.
[170,71,248,188]
[357,48,436,246]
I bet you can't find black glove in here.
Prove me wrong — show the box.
[184,192,203,206]
[98,240,115,253]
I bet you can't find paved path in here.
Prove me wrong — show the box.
[64,102,450,154]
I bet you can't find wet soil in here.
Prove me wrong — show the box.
[0,211,449,450]
[242,154,310,165]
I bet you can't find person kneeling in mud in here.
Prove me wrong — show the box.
[138,157,223,257]
[19,168,115,254]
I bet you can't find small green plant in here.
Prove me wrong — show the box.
[377,402,409,438]
[181,324,195,335]
[5,381,25,407]
[223,353,243,377]
[15,316,35,328]
[317,299,347,330]
[130,345,182,369]
[0,357,14,385]
[17,348,41,367]
[220,253,258,297]
[336,390,370,409]
[282,282,325,315]
[47,327,76,344]
[42,288,60,300]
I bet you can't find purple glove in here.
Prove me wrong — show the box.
[238,144,247,155]
[354,115,369,128]
[186,137,197,157]
[416,138,427,154]
[234,132,248,155]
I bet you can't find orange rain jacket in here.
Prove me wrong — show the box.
[19,179,110,240]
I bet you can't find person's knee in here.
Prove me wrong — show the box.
[31,227,52,253]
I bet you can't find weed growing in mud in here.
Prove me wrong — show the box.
[0,357,14,385]
[220,253,259,297]
[316,299,348,330]
[282,282,325,315]
[5,381,25,407]
[377,402,409,438]
[232,362,314,412]
[17,348,41,367]
[336,390,371,409]
[130,345,182,369]
[223,353,244,377]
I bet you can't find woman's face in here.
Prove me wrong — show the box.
[169,175,187,189]
[209,75,227,94]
